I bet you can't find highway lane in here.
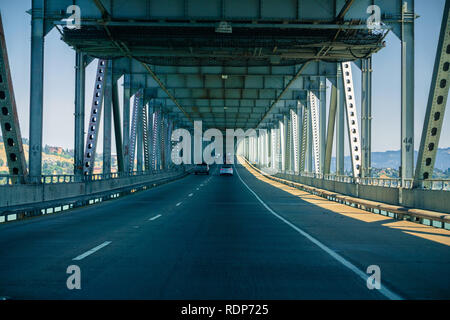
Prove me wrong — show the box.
[0,163,448,299]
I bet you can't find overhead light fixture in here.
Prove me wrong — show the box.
[215,21,232,33]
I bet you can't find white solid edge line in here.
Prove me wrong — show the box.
[176,202,182,206]
[73,241,112,261]
[234,163,403,301]
[188,193,193,197]
[149,214,162,221]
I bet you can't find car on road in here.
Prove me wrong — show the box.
[219,164,233,176]
[194,162,209,175]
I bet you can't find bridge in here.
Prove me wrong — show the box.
[0,0,449,300]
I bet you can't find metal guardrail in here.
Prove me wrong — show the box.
[245,159,449,230]
[0,166,186,186]
[0,165,193,224]
[277,169,448,191]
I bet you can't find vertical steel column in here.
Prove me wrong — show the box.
[123,74,131,173]
[306,96,312,173]
[283,113,291,171]
[279,118,285,172]
[83,60,108,175]
[292,102,301,174]
[148,104,154,171]
[299,100,308,173]
[265,128,270,167]
[324,84,337,175]
[309,91,321,174]
[103,61,113,174]
[112,78,124,173]
[341,62,362,178]
[401,0,415,182]
[74,51,85,179]
[336,63,345,175]
[29,0,45,182]
[155,107,162,170]
[271,126,276,170]
[136,97,144,172]
[319,76,327,174]
[361,58,373,178]
[142,102,150,171]
[128,90,141,173]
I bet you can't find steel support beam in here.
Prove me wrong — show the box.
[309,90,321,174]
[0,13,28,182]
[29,0,45,182]
[306,95,313,173]
[279,118,286,172]
[336,63,345,175]
[74,51,86,179]
[401,0,415,182]
[136,95,144,172]
[129,90,141,172]
[112,78,124,173]
[83,59,108,175]
[341,62,362,178]
[123,74,131,173]
[414,0,450,186]
[324,84,337,175]
[299,100,308,173]
[103,61,113,174]
[319,76,327,174]
[361,58,373,178]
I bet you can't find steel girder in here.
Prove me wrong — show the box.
[128,89,142,173]
[0,14,28,182]
[414,0,450,186]
[400,0,415,182]
[103,60,113,174]
[309,91,321,174]
[112,77,124,173]
[341,62,362,178]
[83,59,108,175]
[299,100,308,173]
[361,57,372,178]
[74,51,86,179]
[324,84,337,175]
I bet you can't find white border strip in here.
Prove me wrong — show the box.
[234,163,403,300]
[73,241,112,261]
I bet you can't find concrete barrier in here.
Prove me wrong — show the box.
[243,159,450,228]
[0,168,191,217]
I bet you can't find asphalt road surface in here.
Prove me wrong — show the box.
[0,163,449,299]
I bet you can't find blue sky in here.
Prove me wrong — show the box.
[0,0,449,158]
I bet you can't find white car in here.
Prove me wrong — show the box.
[219,164,233,176]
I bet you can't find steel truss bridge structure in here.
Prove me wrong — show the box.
[0,0,449,300]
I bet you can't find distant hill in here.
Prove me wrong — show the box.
[330,147,450,177]
[0,137,118,175]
